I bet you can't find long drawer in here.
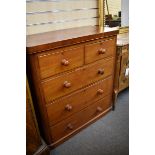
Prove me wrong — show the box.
[46,76,113,126]
[50,95,112,142]
[42,57,114,103]
[38,46,84,79]
[85,37,116,64]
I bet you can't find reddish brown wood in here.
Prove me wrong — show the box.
[26,109,41,155]
[27,55,52,143]
[26,26,118,147]
[26,81,42,155]
[50,95,112,142]
[65,104,73,111]
[97,89,104,94]
[61,59,69,66]
[63,81,71,88]
[46,76,113,126]
[37,45,84,79]
[85,37,116,64]
[27,26,119,54]
[42,57,114,102]
[96,106,103,112]
[50,106,112,148]
[26,80,50,155]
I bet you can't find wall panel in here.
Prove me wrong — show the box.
[26,0,99,35]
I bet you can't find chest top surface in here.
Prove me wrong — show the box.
[26,26,119,54]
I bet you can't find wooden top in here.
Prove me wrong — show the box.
[117,33,129,46]
[26,26,119,54]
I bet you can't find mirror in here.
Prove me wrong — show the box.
[105,0,129,28]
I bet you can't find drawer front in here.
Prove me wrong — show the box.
[38,46,84,79]
[120,52,129,74]
[122,45,129,54]
[50,95,112,142]
[119,73,129,91]
[46,76,113,126]
[42,57,114,103]
[85,38,116,64]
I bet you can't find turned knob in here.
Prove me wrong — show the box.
[61,59,69,66]
[64,81,71,88]
[65,104,72,111]
[97,89,104,94]
[98,69,104,75]
[98,48,106,54]
[96,106,103,112]
[67,123,73,130]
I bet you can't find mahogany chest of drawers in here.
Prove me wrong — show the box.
[26,26,119,148]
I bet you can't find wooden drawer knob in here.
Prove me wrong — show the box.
[98,69,104,75]
[65,104,72,111]
[67,123,73,130]
[61,59,69,66]
[98,48,106,54]
[97,89,104,94]
[64,81,71,88]
[96,106,103,112]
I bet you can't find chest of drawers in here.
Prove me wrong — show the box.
[27,26,119,148]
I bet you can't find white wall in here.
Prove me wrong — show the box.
[121,0,129,26]
[105,0,121,16]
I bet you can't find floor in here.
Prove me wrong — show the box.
[51,88,129,155]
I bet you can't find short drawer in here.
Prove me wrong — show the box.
[122,45,129,54]
[42,57,114,103]
[120,52,129,74]
[46,76,113,126]
[85,37,116,64]
[119,73,129,91]
[38,46,84,79]
[50,95,112,142]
